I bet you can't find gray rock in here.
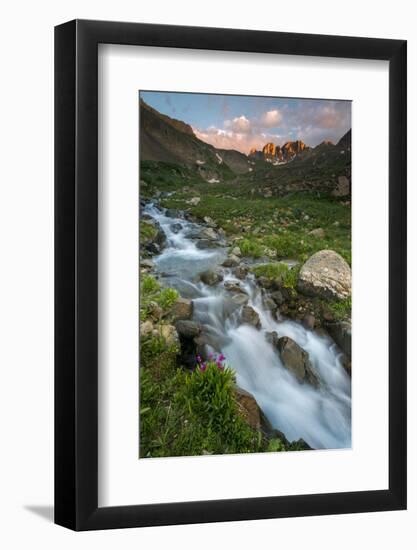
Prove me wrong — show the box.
[265,331,279,348]
[297,250,351,301]
[187,196,201,206]
[222,254,240,268]
[223,293,249,317]
[200,270,223,286]
[277,336,319,387]
[203,216,217,227]
[302,314,316,330]
[231,246,242,257]
[224,281,247,294]
[270,290,285,305]
[145,242,160,255]
[199,227,219,241]
[332,175,350,197]
[170,298,193,321]
[241,306,261,329]
[140,320,154,338]
[147,301,163,322]
[327,320,352,358]
[263,295,278,312]
[170,222,183,234]
[308,228,325,239]
[165,208,181,218]
[195,239,222,249]
[234,266,248,280]
[141,259,154,269]
[175,320,201,338]
[160,324,180,347]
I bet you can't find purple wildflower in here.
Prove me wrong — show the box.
[218,353,225,362]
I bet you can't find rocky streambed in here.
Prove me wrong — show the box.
[140,198,352,450]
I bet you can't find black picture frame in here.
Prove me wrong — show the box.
[55,19,407,531]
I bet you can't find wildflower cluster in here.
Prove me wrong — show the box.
[196,352,226,372]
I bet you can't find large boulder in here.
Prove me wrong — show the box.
[277,336,320,387]
[234,387,262,431]
[199,227,218,241]
[297,250,351,301]
[241,306,261,329]
[170,298,193,321]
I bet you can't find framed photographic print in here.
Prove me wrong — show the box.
[55,20,407,530]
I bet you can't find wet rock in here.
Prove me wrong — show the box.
[234,266,248,280]
[224,281,247,294]
[235,387,262,430]
[263,295,278,312]
[277,336,320,387]
[302,313,316,330]
[265,331,279,347]
[193,326,228,355]
[257,276,273,289]
[308,228,325,238]
[241,306,261,329]
[200,270,223,286]
[231,246,242,257]
[165,208,182,218]
[297,250,351,301]
[170,222,183,234]
[195,239,222,249]
[270,290,285,305]
[326,320,352,358]
[175,320,201,338]
[222,254,240,268]
[170,298,193,321]
[223,293,249,317]
[145,242,161,255]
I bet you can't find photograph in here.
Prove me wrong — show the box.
[139,91,352,458]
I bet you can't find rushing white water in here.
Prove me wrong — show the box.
[143,202,351,450]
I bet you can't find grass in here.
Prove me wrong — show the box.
[151,159,351,266]
[140,220,158,241]
[140,275,179,321]
[324,297,352,321]
[251,262,301,289]
[240,239,264,258]
[140,346,263,457]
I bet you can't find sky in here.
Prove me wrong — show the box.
[140,91,351,154]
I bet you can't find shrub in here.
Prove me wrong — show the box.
[240,239,264,258]
[251,262,289,279]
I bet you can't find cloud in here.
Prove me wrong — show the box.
[224,115,251,133]
[193,100,351,154]
[193,126,282,153]
[259,109,282,128]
